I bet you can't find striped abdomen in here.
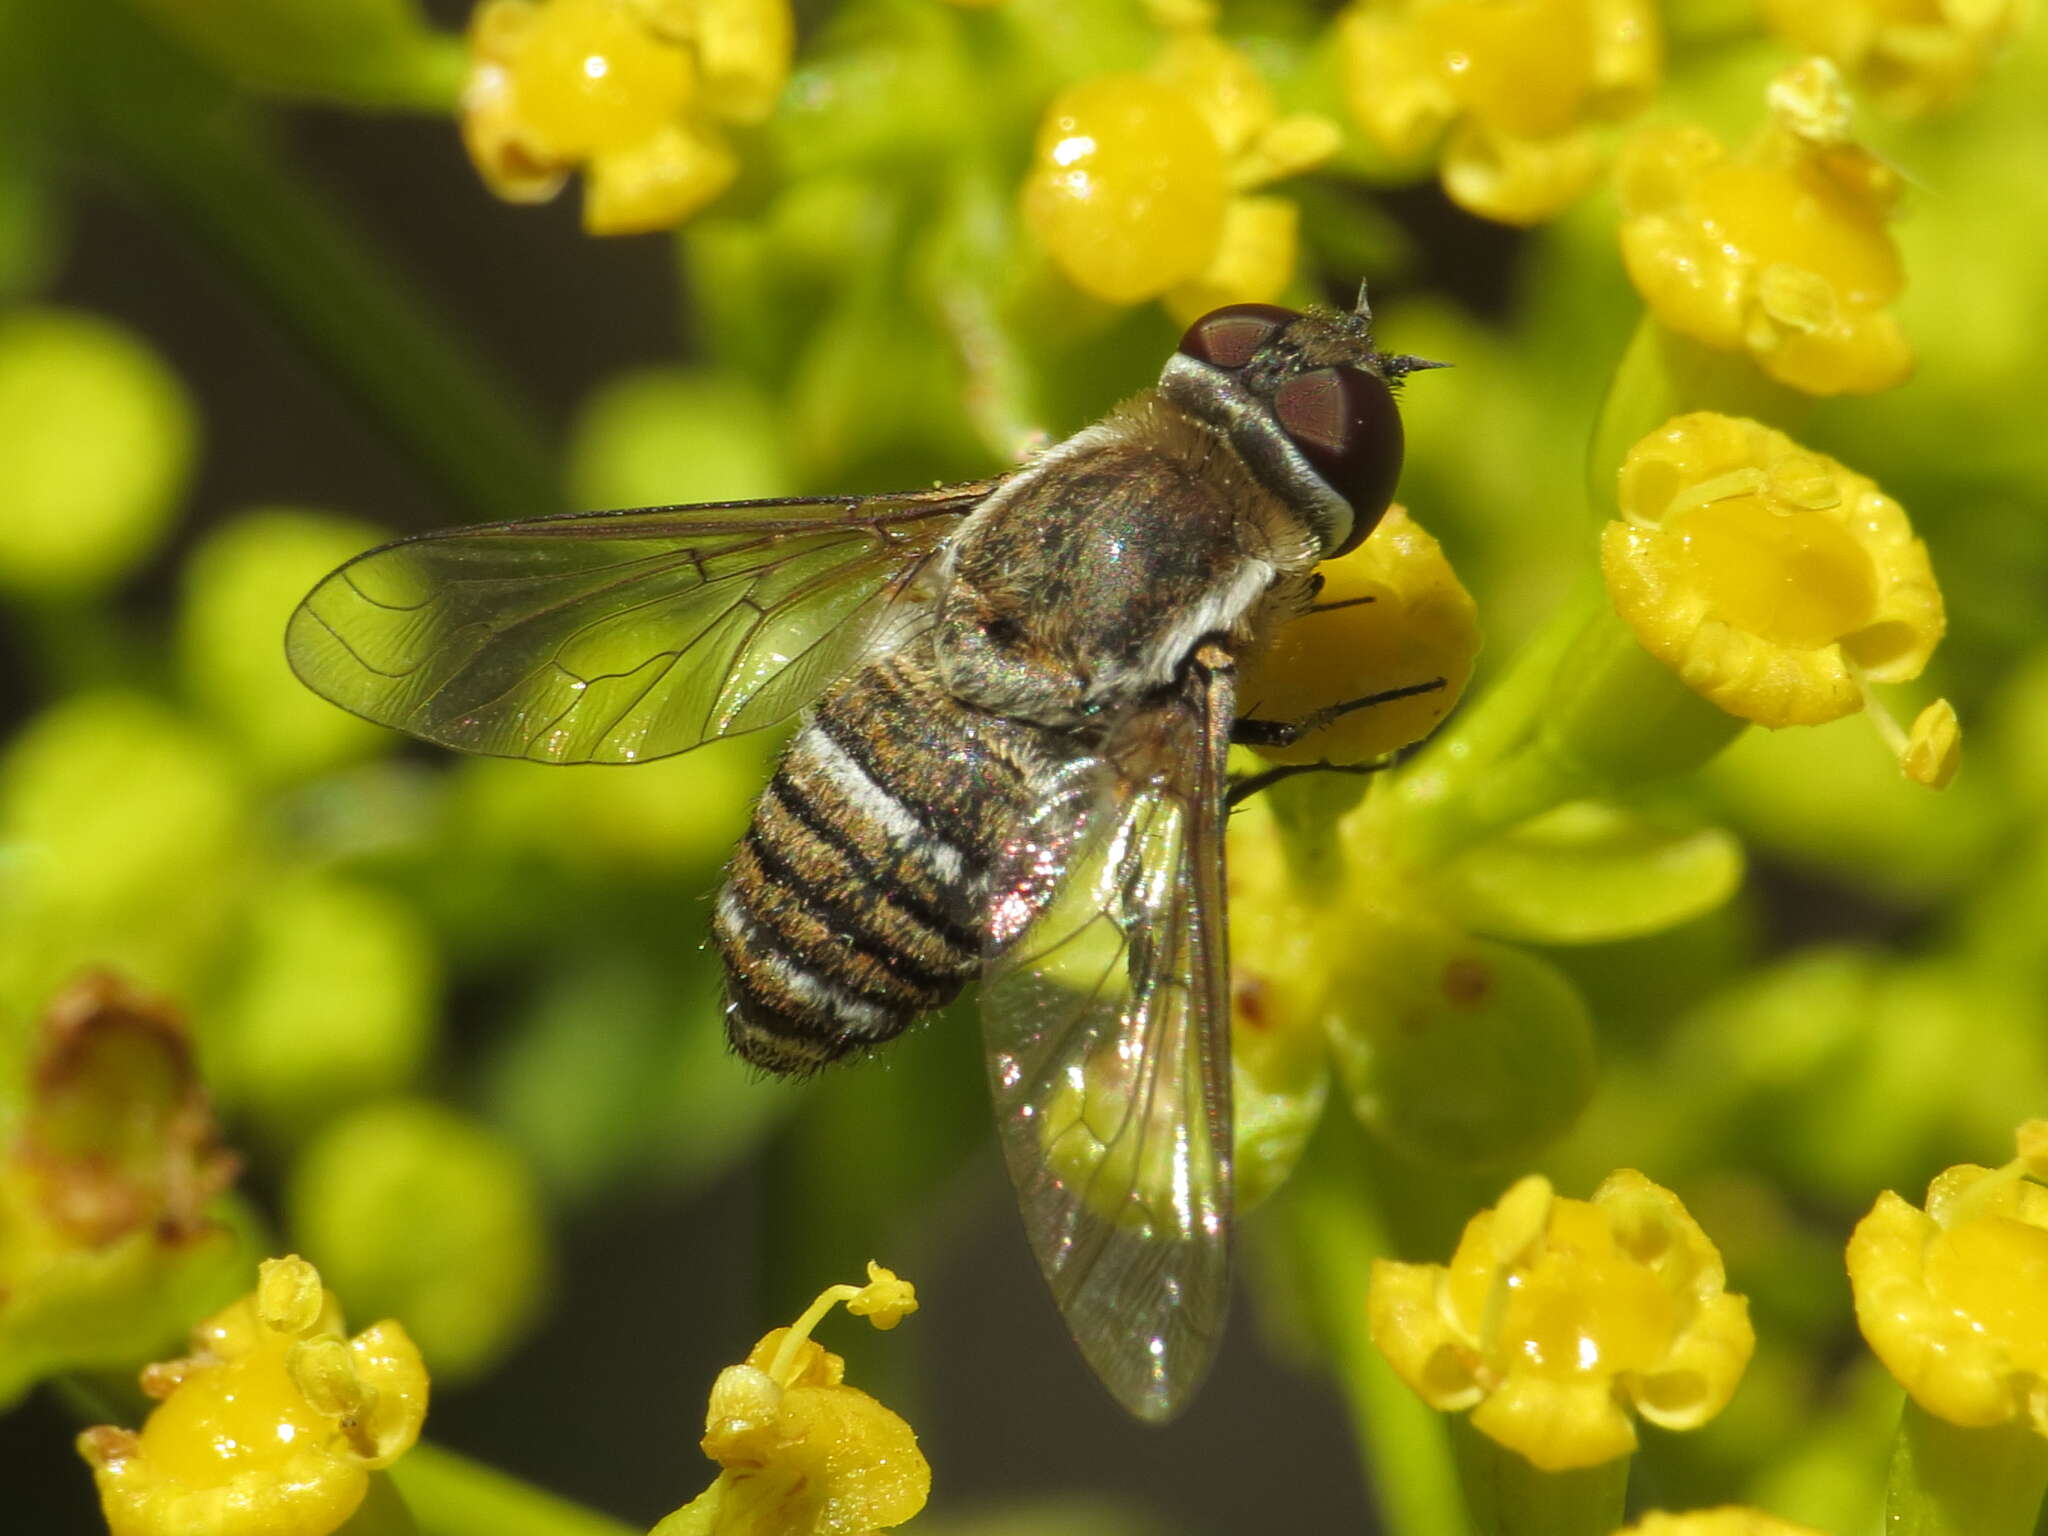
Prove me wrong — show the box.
[714,643,1049,1073]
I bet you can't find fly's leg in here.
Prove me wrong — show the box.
[1226,759,1384,807]
[1226,677,1446,808]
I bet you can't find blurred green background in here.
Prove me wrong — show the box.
[1,1,2044,1532]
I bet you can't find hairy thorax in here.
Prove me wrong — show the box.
[930,393,1318,728]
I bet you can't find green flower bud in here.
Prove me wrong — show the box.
[568,367,790,512]
[452,733,769,879]
[1325,923,1596,1168]
[178,509,393,782]
[0,694,245,1013]
[0,309,195,598]
[222,877,437,1136]
[1671,952,1994,1205]
[289,1100,547,1381]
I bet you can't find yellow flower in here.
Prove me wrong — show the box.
[1603,412,1951,759]
[461,0,791,235]
[657,1263,928,1535]
[1760,0,2031,118]
[1369,1171,1755,1471]
[1336,0,1660,225]
[1618,58,1912,395]
[1238,504,1481,765]
[1022,31,1339,315]
[1847,1121,2048,1436]
[1614,1511,1829,1536]
[77,1255,429,1536]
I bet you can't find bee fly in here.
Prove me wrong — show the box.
[287,288,1439,1423]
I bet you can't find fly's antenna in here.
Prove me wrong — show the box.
[1382,354,1451,380]
[1353,277,1374,328]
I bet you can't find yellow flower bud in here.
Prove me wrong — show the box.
[1618,59,1912,395]
[1369,1170,1755,1472]
[1615,1511,1829,1536]
[1164,195,1299,327]
[1602,412,1944,732]
[1337,0,1661,225]
[1901,697,1963,789]
[1848,1123,2048,1436]
[1760,0,2030,117]
[1022,73,1230,304]
[661,1266,929,1535]
[1023,32,1335,311]
[1239,506,1481,765]
[460,0,788,234]
[77,1256,428,1536]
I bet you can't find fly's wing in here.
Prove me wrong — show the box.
[285,485,993,764]
[980,645,1235,1423]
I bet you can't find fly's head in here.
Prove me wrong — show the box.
[1158,290,1439,563]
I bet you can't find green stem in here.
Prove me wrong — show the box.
[1884,1399,2048,1536]
[1449,1418,1629,1536]
[1366,592,1601,868]
[386,1443,640,1536]
[1587,317,1811,517]
[1365,592,1746,869]
[47,0,558,525]
[1278,1129,1467,1536]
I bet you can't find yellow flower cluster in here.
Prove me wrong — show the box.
[1022,31,1340,317]
[659,1263,928,1536]
[1761,0,2031,117]
[1369,1171,1754,1471]
[462,0,791,234]
[77,1256,428,1536]
[1603,412,1951,777]
[1337,0,1660,225]
[1619,59,1911,396]
[1238,505,1481,765]
[1848,1121,2048,1437]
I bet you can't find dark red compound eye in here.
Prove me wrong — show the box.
[1176,302,1301,371]
[1272,366,1404,555]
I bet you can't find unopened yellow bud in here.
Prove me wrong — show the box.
[258,1254,327,1335]
[1761,0,2030,117]
[845,1263,918,1329]
[1023,74,1228,304]
[1338,0,1661,225]
[1617,1510,1830,1536]
[1024,34,1329,313]
[1164,195,1299,326]
[461,0,787,234]
[1240,507,1481,765]
[1900,698,1962,789]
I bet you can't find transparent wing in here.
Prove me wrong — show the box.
[284,485,993,764]
[980,647,1235,1423]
